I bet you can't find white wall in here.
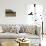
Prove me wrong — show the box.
[0,0,46,33]
[0,0,27,24]
[0,0,46,24]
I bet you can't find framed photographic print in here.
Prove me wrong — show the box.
[5,9,16,17]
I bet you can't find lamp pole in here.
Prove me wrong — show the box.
[41,14,43,40]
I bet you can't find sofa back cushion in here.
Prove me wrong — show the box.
[2,24,18,33]
[24,25,36,35]
[0,26,3,33]
[35,25,41,36]
[0,24,41,36]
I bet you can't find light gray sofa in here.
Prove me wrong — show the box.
[0,24,41,39]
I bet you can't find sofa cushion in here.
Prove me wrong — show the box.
[35,25,41,36]
[24,25,36,35]
[2,24,18,33]
[19,25,25,33]
[0,26,3,33]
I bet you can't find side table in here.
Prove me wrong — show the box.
[19,39,31,46]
